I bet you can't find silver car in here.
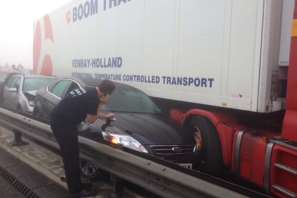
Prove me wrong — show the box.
[1,73,55,115]
[0,72,8,83]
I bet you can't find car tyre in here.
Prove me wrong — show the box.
[33,107,40,120]
[189,116,223,175]
[33,104,45,122]
[80,159,101,180]
[16,105,24,115]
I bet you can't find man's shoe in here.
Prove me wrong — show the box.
[82,182,93,190]
[79,188,97,198]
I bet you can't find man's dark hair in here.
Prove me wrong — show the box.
[98,80,115,95]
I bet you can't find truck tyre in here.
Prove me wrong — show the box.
[189,116,223,175]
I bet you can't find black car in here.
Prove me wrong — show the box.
[33,77,194,166]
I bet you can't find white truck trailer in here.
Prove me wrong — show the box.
[34,0,293,113]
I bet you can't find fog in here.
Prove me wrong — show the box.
[0,0,71,68]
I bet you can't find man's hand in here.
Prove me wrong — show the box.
[104,112,115,120]
[98,112,115,120]
[85,114,97,124]
[85,112,115,124]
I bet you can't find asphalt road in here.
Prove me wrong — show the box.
[0,126,145,198]
[0,146,69,198]
[0,175,24,198]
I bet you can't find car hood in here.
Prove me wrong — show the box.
[109,113,193,145]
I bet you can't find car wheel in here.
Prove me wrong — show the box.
[189,116,223,175]
[80,159,100,180]
[33,106,44,122]
[33,107,39,119]
[16,105,24,115]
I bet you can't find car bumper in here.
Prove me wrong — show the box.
[148,145,195,163]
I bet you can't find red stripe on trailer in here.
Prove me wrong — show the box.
[33,22,41,74]
[44,15,54,42]
[40,55,53,76]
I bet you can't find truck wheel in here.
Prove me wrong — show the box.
[189,116,223,175]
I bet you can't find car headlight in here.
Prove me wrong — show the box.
[102,131,148,153]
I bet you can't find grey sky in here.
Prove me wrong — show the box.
[0,0,71,68]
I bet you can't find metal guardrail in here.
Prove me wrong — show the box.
[0,107,248,198]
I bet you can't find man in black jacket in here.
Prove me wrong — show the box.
[50,80,115,197]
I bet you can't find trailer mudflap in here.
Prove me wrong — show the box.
[234,132,268,188]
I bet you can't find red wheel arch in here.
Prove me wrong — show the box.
[171,109,239,167]
[44,15,54,42]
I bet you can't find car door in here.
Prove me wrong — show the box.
[43,80,73,121]
[10,75,22,111]
[64,81,84,97]
[1,75,16,108]
[2,74,21,110]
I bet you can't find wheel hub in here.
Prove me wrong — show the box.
[81,160,98,178]
[193,126,203,152]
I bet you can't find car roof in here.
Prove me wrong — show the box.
[24,74,56,79]
[9,72,55,79]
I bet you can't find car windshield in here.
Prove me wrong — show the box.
[104,85,162,114]
[23,77,55,92]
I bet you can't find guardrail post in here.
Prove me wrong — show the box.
[11,129,28,146]
[109,175,124,198]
